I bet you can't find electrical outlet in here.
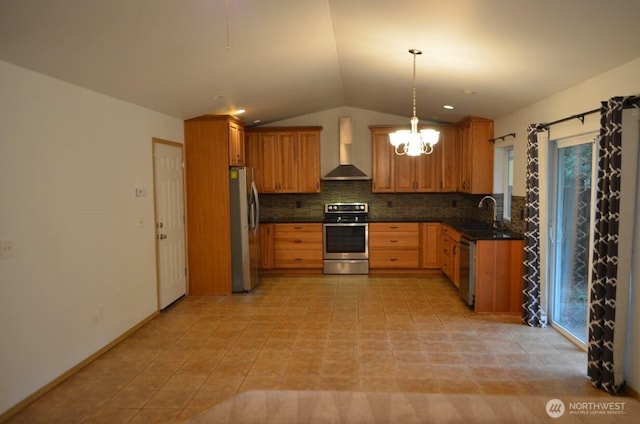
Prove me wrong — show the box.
[0,240,14,258]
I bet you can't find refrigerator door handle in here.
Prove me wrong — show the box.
[250,181,260,235]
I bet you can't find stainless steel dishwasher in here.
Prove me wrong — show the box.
[458,237,475,306]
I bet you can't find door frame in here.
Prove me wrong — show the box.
[152,138,188,309]
[547,132,597,348]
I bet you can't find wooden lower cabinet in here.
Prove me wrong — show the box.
[369,223,420,269]
[440,225,462,287]
[273,223,322,269]
[260,224,274,269]
[474,239,524,313]
[420,223,441,269]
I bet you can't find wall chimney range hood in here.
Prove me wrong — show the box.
[322,117,370,180]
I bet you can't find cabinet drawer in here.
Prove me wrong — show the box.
[275,223,322,232]
[274,232,322,248]
[370,223,419,232]
[369,232,419,249]
[274,240,321,251]
[274,223,322,249]
[370,250,420,268]
[274,250,322,268]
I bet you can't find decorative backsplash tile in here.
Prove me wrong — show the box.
[259,180,524,236]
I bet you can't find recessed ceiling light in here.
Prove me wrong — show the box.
[443,105,455,110]
[210,95,224,101]
[253,119,262,124]
[460,89,475,95]
[234,109,245,114]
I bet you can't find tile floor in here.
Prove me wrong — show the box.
[8,274,611,423]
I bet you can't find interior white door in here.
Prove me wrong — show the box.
[153,141,187,309]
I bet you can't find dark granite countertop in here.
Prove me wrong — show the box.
[442,219,524,241]
[368,218,441,223]
[260,218,523,240]
[260,219,322,224]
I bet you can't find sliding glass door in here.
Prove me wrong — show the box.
[549,136,595,345]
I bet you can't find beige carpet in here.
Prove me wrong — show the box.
[188,390,639,423]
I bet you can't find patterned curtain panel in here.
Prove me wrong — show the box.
[587,95,639,394]
[522,124,545,327]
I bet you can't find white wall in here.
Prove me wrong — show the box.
[266,106,437,177]
[494,57,640,394]
[0,60,184,415]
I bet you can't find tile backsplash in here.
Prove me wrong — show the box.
[259,180,525,234]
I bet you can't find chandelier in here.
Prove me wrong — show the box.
[389,49,440,156]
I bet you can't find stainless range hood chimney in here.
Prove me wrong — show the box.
[322,117,370,180]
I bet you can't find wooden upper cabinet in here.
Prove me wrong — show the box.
[439,126,459,192]
[257,131,279,192]
[297,131,321,193]
[395,143,442,192]
[246,127,321,193]
[254,131,298,193]
[371,125,442,193]
[457,117,494,194]
[371,127,396,192]
[228,120,245,166]
[245,130,261,188]
[276,132,298,193]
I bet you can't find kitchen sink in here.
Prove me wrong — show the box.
[462,228,515,240]
[447,221,522,240]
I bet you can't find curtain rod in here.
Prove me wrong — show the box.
[489,132,516,143]
[536,108,600,131]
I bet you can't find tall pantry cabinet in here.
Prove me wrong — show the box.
[184,115,243,295]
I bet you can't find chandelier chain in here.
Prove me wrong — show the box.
[388,48,439,156]
[412,51,417,118]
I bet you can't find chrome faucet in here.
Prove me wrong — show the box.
[478,195,498,228]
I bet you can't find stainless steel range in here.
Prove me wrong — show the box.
[322,202,369,274]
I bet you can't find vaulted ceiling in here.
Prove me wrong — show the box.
[2,0,640,126]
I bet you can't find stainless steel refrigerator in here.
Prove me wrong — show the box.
[229,167,260,293]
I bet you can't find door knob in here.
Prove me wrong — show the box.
[159,234,167,240]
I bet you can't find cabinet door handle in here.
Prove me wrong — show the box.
[390,226,398,229]
[294,226,302,230]
[390,240,399,243]
[453,246,457,254]
[390,258,398,262]
[293,239,303,243]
